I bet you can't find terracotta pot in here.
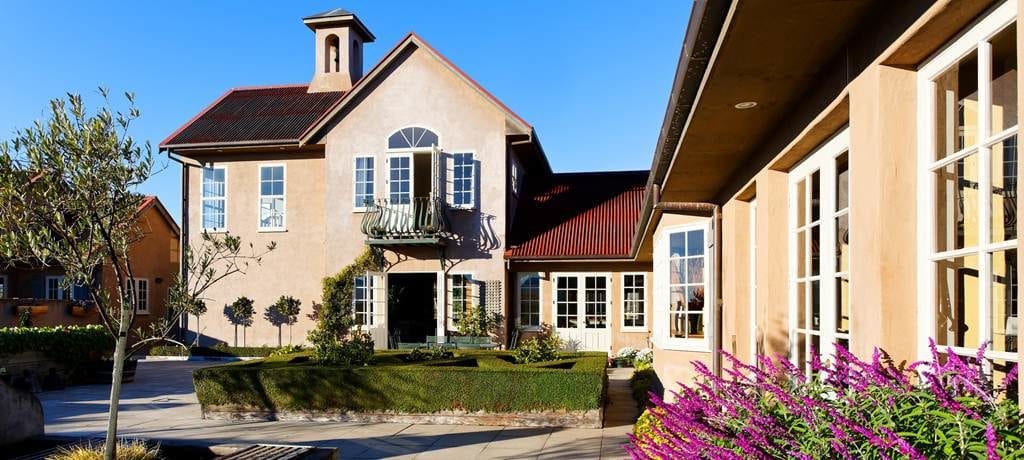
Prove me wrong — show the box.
[70,305,95,317]
[16,305,48,316]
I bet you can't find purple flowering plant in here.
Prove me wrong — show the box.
[628,340,1023,459]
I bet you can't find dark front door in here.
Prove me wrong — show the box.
[388,273,436,344]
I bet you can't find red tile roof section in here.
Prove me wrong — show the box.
[160,84,344,148]
[506,171,648,260]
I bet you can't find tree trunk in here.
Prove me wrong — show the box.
[243,326,247,347]
[103,326,130,459]
[278,325,282,347]
[234,324,238,347]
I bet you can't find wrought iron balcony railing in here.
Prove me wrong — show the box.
[359,196,451,245]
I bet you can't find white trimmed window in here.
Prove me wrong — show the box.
[622,273,646,329]
[388,155,412,204]
[655,222,713,351]
[354,156,375,210]
[788,128,851,376]
[259,165,286,230]
[127,278,149,314]
[46,276,66,300]
[517,273,541,329]
[201,167,227,231]
[353,275,373,326]
[918,4,1019,367]
[452,152,475,209]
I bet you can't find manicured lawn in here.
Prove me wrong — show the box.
[193,350,607,414]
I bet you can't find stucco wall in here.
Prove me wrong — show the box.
[185,152,326,347]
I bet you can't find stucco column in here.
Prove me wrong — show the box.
[754,170,789,359]
[847,64,918,362]
[721,199,752,362]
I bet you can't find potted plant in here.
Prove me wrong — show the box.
[69,301,97,317]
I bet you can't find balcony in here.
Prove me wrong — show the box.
[360,196,451,246]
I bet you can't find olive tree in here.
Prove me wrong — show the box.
[0,90,272,459]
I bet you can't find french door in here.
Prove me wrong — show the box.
[357,272,389,349]
[789,128,851,375]
[553,273,611,351]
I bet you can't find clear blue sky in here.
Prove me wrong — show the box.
[0,1,690,220]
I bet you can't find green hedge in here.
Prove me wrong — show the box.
[148,344,290,358]
[194,350,607,413]
[0,325,113,364]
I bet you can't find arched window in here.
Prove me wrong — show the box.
[388,127,439,150]
[325,35,340,73]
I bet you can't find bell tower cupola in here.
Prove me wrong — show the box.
[303,8,375,93]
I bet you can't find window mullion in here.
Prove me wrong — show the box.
[978,40,993,351]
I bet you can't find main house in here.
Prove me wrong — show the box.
[160,9,652,351]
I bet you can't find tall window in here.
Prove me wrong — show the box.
[555,276,579,328]
[259,165,285,230]
[354,156,375,209]
[789,128,850,375]
[388,156,411,204]
[127,278,149,314]
[669,228,706,340]
[201,167,226,231]
[452,152,474,208]
[583,276,609,329]
[353,275,373,326]
[451,274,472,320]
[919,8,1018,365]
[46,276,65,300]
[623,273,646,329]
[517,273,540,328]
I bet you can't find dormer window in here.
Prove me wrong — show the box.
[325,35,340,73]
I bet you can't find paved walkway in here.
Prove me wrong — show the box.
[39,361,638,459]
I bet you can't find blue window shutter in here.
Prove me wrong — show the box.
[31,276,44,298]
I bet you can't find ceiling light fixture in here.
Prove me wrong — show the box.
[734,101,758,109]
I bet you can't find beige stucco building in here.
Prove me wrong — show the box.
[639,0,1023,401]
[160,9,653,352]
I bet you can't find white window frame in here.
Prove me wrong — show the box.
[916,1,1019,364]
[353,275,373,326]
[200,166,227,232]
[386,153,413,205]
[127,278,150,315]
[621,272,647,331]
[450,151,476,210]
[448,272,475,330]
[655,222,713,352]
[257,164,287,232]
[551,272,612,330]
[46,276,65,300]
[353,155,376,212]
[386,126,441,153]
[787,127,851,375]
[0,274,7,299]
[516,272,543,331]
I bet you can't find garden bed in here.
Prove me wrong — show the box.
[193,350,607,428]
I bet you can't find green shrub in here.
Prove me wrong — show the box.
[404,346,454,362]
[147,344,290,358]
[513,335,561,364]
[454,306,502,337]
[0,325,112,364]
[630,366,657,408]
[269,345,304,357]
[193,351,607,414]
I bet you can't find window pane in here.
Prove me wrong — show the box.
[836,214,850,273]
[670,259,685,284]
[837,276,850,334]
[687,230,704,256]
[935,254,981,348]
[991,135,1017,242]
[810,280,820,331]
[687,257,704,284]
[836,153,850,210]
[669,232,685,257]
[797,230,806,278]
[934,49,979,160]
[796,281,807,328]
[992,249,1018,353]
[935,153,980,252]
[797,178,806,225]
[810,170,821,222]
[991,24,1018,134]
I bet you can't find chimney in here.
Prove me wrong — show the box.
[303,8,375,93]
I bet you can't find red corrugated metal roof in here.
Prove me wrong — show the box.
[506,170,648,260]
[160,84,344,148]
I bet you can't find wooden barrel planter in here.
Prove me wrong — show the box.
[84,359,138,384]
[69,304,95,317]
[15,305,48,316]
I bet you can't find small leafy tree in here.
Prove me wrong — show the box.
[454,306,503,337]
[224,296,255,347]
[0,90,271,459]
[266,295,300,346]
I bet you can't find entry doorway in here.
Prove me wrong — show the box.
[388,273,437,344]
